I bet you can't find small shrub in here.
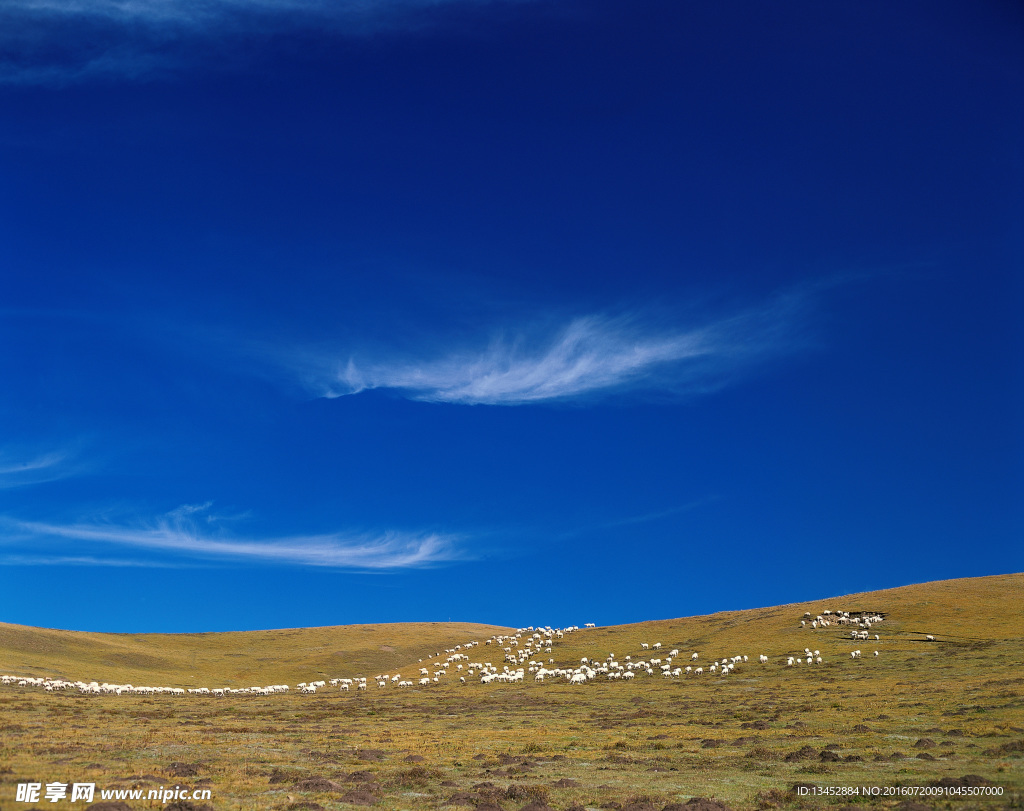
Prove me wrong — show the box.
[753,788,785,809]
[390,765,442,787]
[505,784,550,804]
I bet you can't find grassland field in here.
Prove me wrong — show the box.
[0,574,1021,811]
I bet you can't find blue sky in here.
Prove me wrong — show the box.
[1,0,1021,633]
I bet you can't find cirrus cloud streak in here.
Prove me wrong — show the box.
[2,509,462,570]
[0,448,84,489]
[0,0,534,85]
[292,295,810,406]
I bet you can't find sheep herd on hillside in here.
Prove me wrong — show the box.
[1,609,925,700]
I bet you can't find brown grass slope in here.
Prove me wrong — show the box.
[0,573,1021,810]
[0,572,1020,688]
[0,621,514,687]
[553,572,1024,665]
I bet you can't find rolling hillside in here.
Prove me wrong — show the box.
[1,573,1021,810]
[1,572,1020,688]
[0,621,514,687]
[548,572,1024,667]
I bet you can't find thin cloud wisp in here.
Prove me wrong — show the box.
[299,300,807,406]
[5,510,461,570]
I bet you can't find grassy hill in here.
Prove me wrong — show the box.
[2,572,1019,688]
[1,573,1020,810]
[545,571,1024,668]
[0,621,514,687]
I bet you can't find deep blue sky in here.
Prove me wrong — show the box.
[1,0,1021,633]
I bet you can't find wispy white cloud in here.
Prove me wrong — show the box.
[540,497,716,543]
[2,504,462,569]
[596,499,714,531]
[0,449,80,489]
[0,554,192,568]
[4,0,501,26]
[0,451,67,476]
[285,293,809,406]
[0,0,533,84]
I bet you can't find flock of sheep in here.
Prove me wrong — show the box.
[0,609,909,699]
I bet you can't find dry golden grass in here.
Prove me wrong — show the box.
[0,573,1021,811]
[0,621,513,688]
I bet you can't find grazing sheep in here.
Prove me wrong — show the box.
[0,613,910,704]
